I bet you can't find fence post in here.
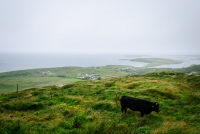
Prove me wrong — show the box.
[62,88,64,96]
[50,88,52,100]
[16,84,18,93]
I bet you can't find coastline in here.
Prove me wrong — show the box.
[0,53,200,73]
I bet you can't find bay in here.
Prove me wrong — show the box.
[0,53,200,73]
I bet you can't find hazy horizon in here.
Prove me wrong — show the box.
[1,0,200,55]
[1,51,200,56]
[0,53,200,73]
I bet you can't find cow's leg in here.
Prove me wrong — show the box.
[121,107,124,113]
[140,112,144,117]
[125,107,127,113]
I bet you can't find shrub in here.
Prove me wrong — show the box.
[126,83,141,89]
[187,93,200,104]
[45,101,56,106]
[136,126,151,134]
[2,103,16,110]
[7,93,22,99]
[96,89,105,94]
[72,116,85,128]
[63,109,75,118]
[17,102,44,111]
[92,101,116,111]
[3,102,44,111]
[105,82,115,87]
[32,91,40,96]
[38,95,48,100]
[58,120,72,129]
[0,120,23,134]
[62,84,74,89]
[66,98,81,105]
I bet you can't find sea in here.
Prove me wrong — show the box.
[0,53,200,73]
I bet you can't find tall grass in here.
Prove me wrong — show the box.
[0,71,199,133]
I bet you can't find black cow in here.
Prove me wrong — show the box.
[120,96,159,117]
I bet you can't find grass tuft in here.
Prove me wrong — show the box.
[141,89,179,100]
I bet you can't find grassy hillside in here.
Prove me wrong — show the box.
[2,64,200,94]
[0,65,179,93]
[0,72,199,133]
[0,65,133,93]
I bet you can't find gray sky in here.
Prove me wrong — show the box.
[0,0,200,54]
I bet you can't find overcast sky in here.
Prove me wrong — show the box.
[0,0,200,55]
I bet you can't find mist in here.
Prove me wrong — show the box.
[0,0,200,55]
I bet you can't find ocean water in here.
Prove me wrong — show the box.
[0,53,146,73]
[0,53,200,73]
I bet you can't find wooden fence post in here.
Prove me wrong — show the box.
[62,88,64,96]
[50,88,52,100]
[16,84,18,93]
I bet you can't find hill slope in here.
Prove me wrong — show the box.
[0,72,199,133]
[1,65,200,94]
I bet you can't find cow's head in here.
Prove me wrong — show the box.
[152,102,159,113]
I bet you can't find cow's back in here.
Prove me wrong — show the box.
[120,96,152,111]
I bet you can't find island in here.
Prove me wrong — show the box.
[130,58,182,67]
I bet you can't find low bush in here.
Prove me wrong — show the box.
[187,93,200,104]
[7,93,23,99]
[62,84,74,89]
[72,115,86,128]
[92,101,116,112]
[126,83,141,89]
[32,91,40,96]
[65,97,81,105]
[37,95,49,101]
[63,109,75,118]
[58,120,72,129]
[2,103,16,110]
[2,102,44,111]
[105,82,115,87]
[0,120,23,134]
[20,102,44,111]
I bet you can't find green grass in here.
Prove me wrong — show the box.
[0,71,199,133]
[1,65,200,94]
[0,65,131,93]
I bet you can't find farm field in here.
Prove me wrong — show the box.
[0,65,178,93]
[0,71,199,133]
[1,64,200,94]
